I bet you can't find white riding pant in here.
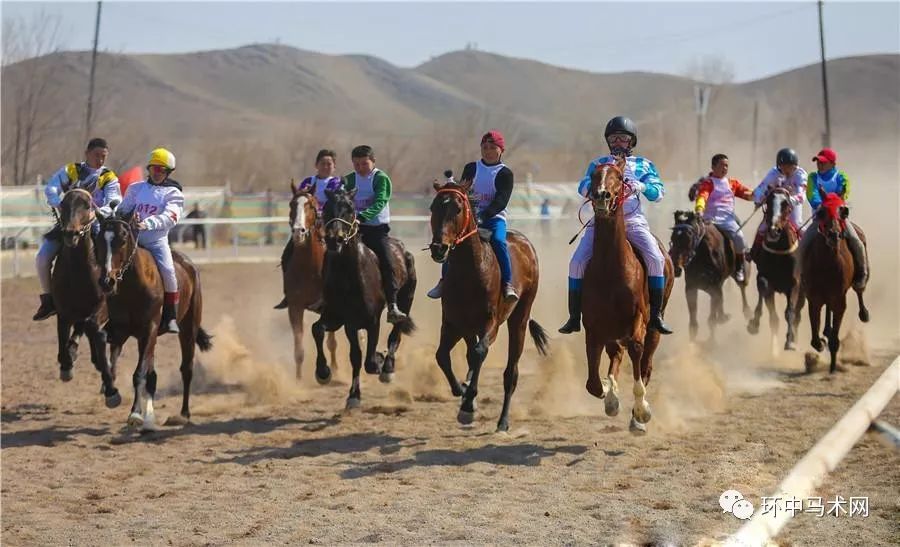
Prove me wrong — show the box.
[569,217,666,279]
[138,233,178,293]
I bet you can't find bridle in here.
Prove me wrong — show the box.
[324,216,359,245]
[101,219,140,282]
[434,187,478,248]
[57,189,97,239]
[587,162,635,215]
[669,219,707,265]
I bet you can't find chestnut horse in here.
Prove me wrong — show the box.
[429,180,549,432]
[281,181,336,378]
[51,189,120,407]
[801,191,870,373]
[97,216,212,431]
[668,210,751,342]
[747,188,804,352]
[581,155,673,435]
[311,187,417,408]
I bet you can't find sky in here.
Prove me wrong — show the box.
[2,1,899,81]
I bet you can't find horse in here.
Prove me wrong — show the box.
[429,180,550,432]
[96,215,212,431]
[311,187,417,408]
[801,191,870,373]
[580,155,673,435]
[747,187,804,352]
[668,210,751,342]
[281,181,336,378]
[50,189,121,407]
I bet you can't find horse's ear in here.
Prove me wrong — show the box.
[817,185,827,202]
[347,186,358,199]
[816,208,827,221]
[459,177,474,191]
[309,179,318,196]
[433,180,443,192]
[839,206,849,220]
[290,178,298,196]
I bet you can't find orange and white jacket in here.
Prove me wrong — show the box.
[694,174,753,223]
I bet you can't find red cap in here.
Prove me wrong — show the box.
[812,148,837,163]
[481,130,505,151]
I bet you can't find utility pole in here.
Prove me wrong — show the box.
[751,98,760,182]
[817,0,832,147]
[85,1,102,142]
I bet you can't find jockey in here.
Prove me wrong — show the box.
[559,116,672,335]
[274,148,343,310]
[117,148,184,335]
[799,147,868,289]
[692,153,754,282]
[342,145,406,324]
[33,137,121,321]
[749,148,807,259]
[427,130,518,303]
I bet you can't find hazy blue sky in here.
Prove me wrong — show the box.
[3,1,898,81]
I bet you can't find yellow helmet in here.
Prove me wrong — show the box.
[147,147,176,171]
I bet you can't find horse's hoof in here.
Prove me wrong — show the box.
[140,420,159,433]
[811,339,825,352]
[315,368,332,385]
[378,371,394,384]
[804,352,821,373]
[747,323,759,335]
[585,379,605,399]
[364,362,381,375]
[784,340,796,351]
[60,368,73,382]
[345,397,361,410]
[859,308,870,323]
[457,409,475,425]
[105,391,122,408]
[127,412,144,429]
[604,390,620,417]
[496,420,510,433]
[629,416,647,435]
[634,404,652,424]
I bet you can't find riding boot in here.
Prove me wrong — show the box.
[648,287,673,335]
[734,258,746,283]
[502,282,519,304]
[158,295,180,335]
[846,230,869,290]
[558,288,582,334]
[427,279,443,299]
[274,240,294,309]
[32,293,56,321]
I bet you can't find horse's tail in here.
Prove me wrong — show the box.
[528,319,550,357]
[196,327,214,352]
[395,315,417,336]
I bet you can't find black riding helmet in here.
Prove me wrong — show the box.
[605,116,638,147]
[776,148,799,166]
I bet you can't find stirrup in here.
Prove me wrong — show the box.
[273,297,288,310]
[158,319,180,335]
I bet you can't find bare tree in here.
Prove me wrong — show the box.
[1,12,70,185]
[683,54,736,85]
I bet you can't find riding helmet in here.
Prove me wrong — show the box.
[775,148,798,166]
[604,116,638,147]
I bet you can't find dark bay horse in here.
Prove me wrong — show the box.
[747,188,804,352]
[97,216,212,431]
[281,181,336,378]
[668,210,751,342]
[51,189,120,407]
[311,187,417,408]
[429,181,549,432]
[581,155,673,434]
[801,192,870,373]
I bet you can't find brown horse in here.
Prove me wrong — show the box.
[51,189,120,407]
[281,181,336,378]
[801,192,870,373]
[429,180,549,432]
[668,210,751,342]
[580,155,673,435]
[747,188,804,352]
[97,216,212,431]
[312,187,417,407]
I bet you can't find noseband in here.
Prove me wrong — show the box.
[324,216,359,245]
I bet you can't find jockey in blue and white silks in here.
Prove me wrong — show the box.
[559,116,673,335]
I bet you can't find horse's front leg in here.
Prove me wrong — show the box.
[739,261,752,319]
[784,288,798,351]
[626,338,650,434]
[435,324,464,397]
[84,319,120,408]
[747,276,766,335]
[686,286,699,342]
[56,317,75,382]
[363,319,382,376]
[808,299,825,353]
[311,317,332,384]
[288,305,305,379]
[345,327,363,409]
[458,334,489,425]
[128,330,159,432]
[764,291,779,355]
[828,303,846,374]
